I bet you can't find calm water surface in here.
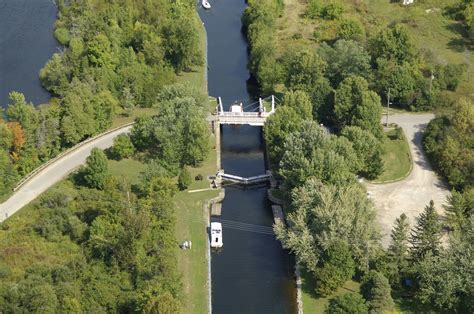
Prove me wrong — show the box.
[199,1,297,313]
[0,0,58,107]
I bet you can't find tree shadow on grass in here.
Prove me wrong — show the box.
[301,267,319,299]
[445,22,474,52]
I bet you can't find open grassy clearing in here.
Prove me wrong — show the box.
[373,128,412,183]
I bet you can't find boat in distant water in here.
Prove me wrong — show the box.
[202,0,211,9]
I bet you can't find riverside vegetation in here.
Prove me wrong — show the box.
[245,0,473,312]
[0,0,212,312]
[0,0,203,199]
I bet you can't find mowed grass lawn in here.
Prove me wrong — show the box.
[373,128,412,183]
[174,135,219,314]
[300,267,361,313]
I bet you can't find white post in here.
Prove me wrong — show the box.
[218,97,224,114]
[271,95,275,112]
[259,97,263,112]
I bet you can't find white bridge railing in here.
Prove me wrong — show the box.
[217,170,271,185]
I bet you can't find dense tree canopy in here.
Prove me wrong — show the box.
[333,76,383,138]
[275,178,378,283]
[130,84,210,170]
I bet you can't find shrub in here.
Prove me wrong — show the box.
[337,18,364,41]
[361,270,394,313]
[54,27,70,45]
[326,293,368,314]
[306,0,321,19]
[178,167,192,190]
[321,3,344,20]
[111,134,135,160]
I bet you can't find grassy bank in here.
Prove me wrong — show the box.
[174,141,218,313]
[373,128,412,183]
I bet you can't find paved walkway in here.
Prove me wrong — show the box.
[367,113,450,247]
[0,125,132,222]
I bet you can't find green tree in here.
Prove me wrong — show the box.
[39,53,70,96]
[0,150,17,197]
[178,166,192,191]
[361,270,394,314]
[5,92,39,138]
[282,90,313,119]
[112,134,135,160]
[0,122,13,151]
[334,76,382,138]
[369,24,417,64]
[444,189,474,231]
[341,126,383,179]
[337,18,365,41]
[278,121,356,189]
[409,201,441,260]
[283,48,327,92]
[92,91,117,131]
[326,293,368,314]
[131,116,156,151]
[81,148,109,189]
[315,240,355,296]
[374,58,423,109]
[162,4,203,72]
[87,33,117,68]
[387,213,410,286]
[319,40,371,87]
[263,106,302,168]
[275,178,378,276]
[60,80,97,145]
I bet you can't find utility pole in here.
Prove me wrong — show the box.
[385,88,390,126]
[429,70,435,94]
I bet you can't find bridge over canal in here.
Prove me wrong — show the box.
[213,95,277,126]
[216,169,271,185]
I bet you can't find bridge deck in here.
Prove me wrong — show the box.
[216,112,270,126]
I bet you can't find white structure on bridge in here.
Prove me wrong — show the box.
[215,95,276,126]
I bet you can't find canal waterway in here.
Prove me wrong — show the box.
[199,1,297,313]
[0,0,58,107]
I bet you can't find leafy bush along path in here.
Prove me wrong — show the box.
[366,113,449,246]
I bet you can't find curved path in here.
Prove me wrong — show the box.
[367,113,449,247]
[0,125,133,222]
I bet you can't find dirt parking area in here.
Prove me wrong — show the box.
[366,113,450,247]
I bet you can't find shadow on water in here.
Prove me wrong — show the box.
[199,0,297,313]
[0,0,58,107]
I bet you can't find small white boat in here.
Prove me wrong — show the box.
[202,0,211,9]
[210,222,223,248]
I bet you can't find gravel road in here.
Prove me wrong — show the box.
[367,113,450,247]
